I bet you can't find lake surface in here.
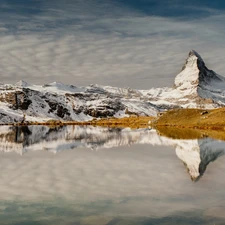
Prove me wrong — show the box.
[0,125,225,225]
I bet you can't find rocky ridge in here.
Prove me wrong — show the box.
[0,50,225,123]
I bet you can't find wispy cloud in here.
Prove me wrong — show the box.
[0,1,225,89]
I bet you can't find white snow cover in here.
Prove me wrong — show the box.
[32,81,85,94]
[0,50,225,123]
[175,50,201,91]
[0,102,24,123]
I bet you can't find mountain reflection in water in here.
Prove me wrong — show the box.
[0,125,225,181]
[1,125,225,224]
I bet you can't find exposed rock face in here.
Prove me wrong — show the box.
[141,50,225,109]
[1,50,225,123]
[0,83,157,123]
[175,50,222,89]
[175,50,202,90]
[174,50,225,106]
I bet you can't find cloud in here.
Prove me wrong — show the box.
[0,1,225,89]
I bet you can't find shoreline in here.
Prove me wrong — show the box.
[2,109,225,141]
[0,116,153,129]
[1,108,225,131]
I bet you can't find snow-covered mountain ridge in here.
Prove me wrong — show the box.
[1,50,225,123]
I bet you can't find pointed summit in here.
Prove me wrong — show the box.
[187,50,203,62]
[182,50,204,71]
[174,50,222,93]
[174,50,204,91]
[184,50,206,73]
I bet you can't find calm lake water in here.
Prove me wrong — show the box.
[0,125,225,225]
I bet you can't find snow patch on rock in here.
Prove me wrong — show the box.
[1,50,225,123]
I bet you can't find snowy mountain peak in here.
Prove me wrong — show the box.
[182,50,204,72]
[184,50,205,71]
[15,80,29,87]
[174,50,223,96]
[1,50,225,124]
[188,50,203,62]
[43,81,64,88]
[174,50,204,91]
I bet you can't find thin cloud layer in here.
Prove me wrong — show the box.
[0,1,225,89]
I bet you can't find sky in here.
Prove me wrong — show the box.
[1,0,225,89]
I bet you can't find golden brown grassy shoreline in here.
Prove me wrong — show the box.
[155,108,225,129]
[2,107,225,135]
[0,116,154,129]
[151,107,225,140]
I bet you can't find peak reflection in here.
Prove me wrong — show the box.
[0,125,225,181]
